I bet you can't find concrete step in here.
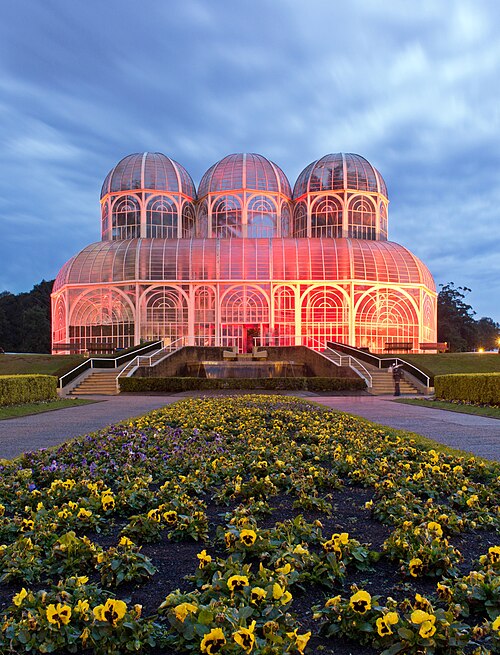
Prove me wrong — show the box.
[70,370,120,396]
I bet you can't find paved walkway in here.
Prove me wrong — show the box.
[0,394,498,461]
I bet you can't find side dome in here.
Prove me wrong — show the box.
[198,153,291,198]
[100,152,196,199]
[293,153,387,199]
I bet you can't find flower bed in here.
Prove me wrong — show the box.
[0,395,498,654]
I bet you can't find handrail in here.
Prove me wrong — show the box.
[115,337,188,389]
[58,341,162,389]
[319,349,373,387]
[326,341,432,388]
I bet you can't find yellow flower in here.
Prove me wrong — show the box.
[46,603,72,627]
[93,598,127,626]
[227,575,249,593]
[419,619,436,639]
[233,621,256,653]
[163,510,177,525]
[197,549,212,568]
[293,544,308,555]
[411,609,435,628]
[119,536,134,547]
[286,629,311,654]
[75,575,89,586]
[225,531,236,548]
[376,612,398,637]
[272,583,292,604]
[200,627,226,654]
[427,522,443,538]
[349,590,372,614]
[77,508,92,520]
[436,583,452,602]
[325,595,341,607]
[13,588,28,607]
[492,615,500,632]
[276,562,292,575]
[0,504,5,517]
[250,587,267,605]
[147,508,161,522]
[409,558,424,577]
[173,602,198,623]
[80,627,90,645]
[240,529,257,547]
[488,546,500,564]
[101,492,115,512]
[74,599,90,617]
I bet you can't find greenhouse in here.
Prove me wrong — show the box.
[52,152,436,354]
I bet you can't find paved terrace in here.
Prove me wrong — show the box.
[0,394,498,462]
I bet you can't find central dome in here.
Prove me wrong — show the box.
[198,153,292,198]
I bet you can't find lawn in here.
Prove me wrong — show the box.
[394,398,500,420]
[0,398,96,420]
[395,353,500,377]
[0,395,498,655]
[0,353,85,378]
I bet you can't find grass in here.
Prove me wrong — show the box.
[394,397,500,419]
[0,353,85,378]
[0,397,97,420]
[394,353,500,377]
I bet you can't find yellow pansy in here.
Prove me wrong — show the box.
[200,627,226,654]
[13,588,28,607]
[227,575,249,593]
[239,529,257,547]
[233,621,256,653]
[250,587,267,605]
[349,590,372,614]
[46,603,72,627]
[173,602,198,623]
[93,598,127,626]
[197,549,212,568]
[286,629,311,654]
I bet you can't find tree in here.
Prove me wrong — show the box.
[475,316,500,351]
[437,283,477,352]
[0,280,54,353]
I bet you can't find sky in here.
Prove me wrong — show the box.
[0,0,499,322]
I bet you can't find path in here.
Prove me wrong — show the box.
[0,394,498,462]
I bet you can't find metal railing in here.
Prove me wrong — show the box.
[58,341,163,390]
[115,337,191,389]
[320,349,373,387]
[326,341,432,389]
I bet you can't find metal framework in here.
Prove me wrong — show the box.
[52,152,437,354]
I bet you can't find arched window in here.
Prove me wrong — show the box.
[274,286,295,345]
[422,294,436,343]
[281,202,291,237]
[182,203,196,238]
[142,287,188,343]
[146,196,177,238]
[348,196,376,240]
[311,196,343,238]
[212,195,242,238]
[379,202,388,239]
[247,196,277,238]
[355,288,418,352]
[197,201,209,237]
[52,296,67,345]
[221,286,269,324]
[101,201,110,240]
[69,289,135,351]
[301,286,348,348]
[194,286,216,346]
[112,195,140,240]
[293,202,307,237]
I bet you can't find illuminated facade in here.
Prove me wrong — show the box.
[52,152,437,353]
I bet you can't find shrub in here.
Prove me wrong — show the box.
[119,376,366,393]
[0,374,58,406]
[435,373,500,405]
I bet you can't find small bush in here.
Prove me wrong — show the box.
[0,375,58,406]
[119,376,365,393]
[435,372,500,405]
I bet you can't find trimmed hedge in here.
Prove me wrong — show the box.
[0,375,58,406]
[119,376,366,393]
[434,372,500,405]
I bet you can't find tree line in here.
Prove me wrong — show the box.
[0,280,498,354]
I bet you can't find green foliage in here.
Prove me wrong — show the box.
[0,280,54,353]
[435,373,500,405]
[0,374,58,406]
[437,282,500,352]
[119,375,365,393]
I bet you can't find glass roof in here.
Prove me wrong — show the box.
[198,153,292,198]
[54,238,434,291]
[293,153,387,199]
[100,152,196,199]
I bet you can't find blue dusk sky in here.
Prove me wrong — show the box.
[0,0,499,322]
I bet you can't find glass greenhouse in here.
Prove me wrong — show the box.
[52,152,436,354]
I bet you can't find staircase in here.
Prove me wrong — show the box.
[322,348,421,395]
[367,367,420,395]
[70,370,121,396]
